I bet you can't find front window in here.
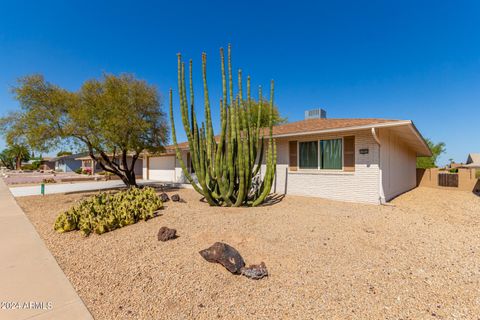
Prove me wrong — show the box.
[298,138,343,170]
[299,141,318,169]
[320,139,343,169]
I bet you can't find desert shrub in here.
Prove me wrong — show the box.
[74,168,83,174]
[54,187,163,236]
[449,168,458,173]
[42,178,56,184]
[21,164,37,171]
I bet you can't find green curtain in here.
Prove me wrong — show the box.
[321,139,342,169]
[299,141,318,169]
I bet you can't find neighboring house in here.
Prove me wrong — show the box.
[39,157,55,170]
[76,154,143,176]
[21,157,54,170]
[143,111,431,204]
[463,153,480,168]
[52,153,85,172]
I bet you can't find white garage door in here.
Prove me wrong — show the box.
[149,156,176,182]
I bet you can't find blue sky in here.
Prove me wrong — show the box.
[0,0,479,165]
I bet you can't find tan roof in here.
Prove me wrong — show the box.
[156,118,431,157]
[267,118,401,136]
[467,153,480,164]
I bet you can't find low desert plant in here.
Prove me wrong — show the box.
[97,171,113,176]
[74,168,83,174]
[42,178,56,184]
[20,164,36,171]
[54,187,163,236]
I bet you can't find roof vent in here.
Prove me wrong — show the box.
[305,108,327,120]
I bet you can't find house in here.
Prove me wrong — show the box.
[52,153,85,172]
[75,154,143,177]
[38,157,55,171]
[463,153,480,168]
[143,110,431,204]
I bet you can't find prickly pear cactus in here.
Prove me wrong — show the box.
[53,187,163,236]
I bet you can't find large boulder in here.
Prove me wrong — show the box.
[157,227,177,241]
[199,242,245,274]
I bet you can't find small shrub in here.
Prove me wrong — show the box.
[82,167,92,175]
[21,164,36,171]
[449,168,458,173]
[42,178,56,184]
[54,187,163,236]
[476,169,480,179]
[97,171,113,176]
[74,168,83,174]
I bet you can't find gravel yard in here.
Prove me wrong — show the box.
[16,187,480,319]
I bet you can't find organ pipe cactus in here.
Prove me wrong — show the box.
[170,45,276,207]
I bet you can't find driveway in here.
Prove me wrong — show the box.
[8,180,188,197]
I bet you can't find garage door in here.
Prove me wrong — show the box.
[149,156,176,182]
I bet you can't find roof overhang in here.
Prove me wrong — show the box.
[272,120,432,157]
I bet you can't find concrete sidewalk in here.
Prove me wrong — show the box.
[0,179,93,319]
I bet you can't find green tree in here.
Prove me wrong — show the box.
[416,138,446,168]
[56,151,73,157]
[0,74,169,186]
[0,144,30,170]
[241,99,286,129]
[0,149,15,169]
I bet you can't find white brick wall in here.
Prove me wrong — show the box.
[264,129,382,204]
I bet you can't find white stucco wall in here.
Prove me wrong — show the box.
[145,151,196,184]
[378,128,417,201]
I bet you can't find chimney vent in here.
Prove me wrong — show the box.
[305,108,327,120]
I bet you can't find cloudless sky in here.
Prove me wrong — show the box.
[0,0,479,165]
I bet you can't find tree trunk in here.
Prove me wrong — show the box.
[86,149,138,188]
[15,157,22,170]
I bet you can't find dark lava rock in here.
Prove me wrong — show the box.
[157,227,177,241]
[199,242,245,274]
[240,262,268,280]
[171,194,181,202]
[159,192,169,202]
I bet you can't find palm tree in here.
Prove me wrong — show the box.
[8,144,30,170]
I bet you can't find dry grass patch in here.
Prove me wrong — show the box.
[16,187,480,319]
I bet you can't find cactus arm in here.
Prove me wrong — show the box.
[234,97,246,207]
[228,44,234,106]
[168,89,203,195]
[253,137,264,176]
[201,53,215,177]
[252,139,276,207]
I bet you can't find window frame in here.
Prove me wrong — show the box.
[297,137,345,172]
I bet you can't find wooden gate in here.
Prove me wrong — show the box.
[438,173,459,187]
